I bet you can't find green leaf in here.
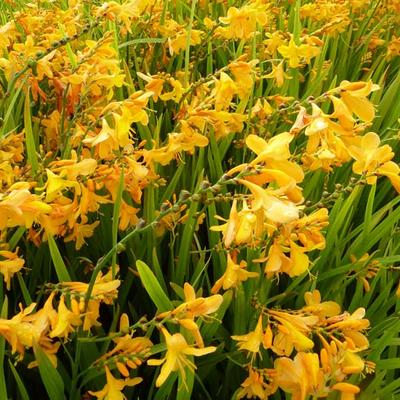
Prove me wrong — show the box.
[112,167,124,275]
[177,357,195,400]
[8,226,26,250]
[160,163,185,204]
[376,358,400,370]
[175,198,198,285]
[0,78,26,137]
[0,297,8,400]
[17,272,32,305]
[136,260,173,312]
[118,37,166,49]
[33,344,65,400]
[48,235,71,282]
[152,372,177,400]
[8,361,29,400]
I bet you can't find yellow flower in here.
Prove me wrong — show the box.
[327,307,370,331]
[112,110,133,148]
[292,208,329,251]
[0,185,52,230]
[264,61,291,88]
[60,268,120,331]
[387,36,400,59]
[263,31,286,55]
[232,315,264,354]
[83,118,119,160]
[210,200,264,248]
[147,327,216,387]
[144,120,209,166]
[64,221,101,250]
[0,294,58,363]
[272,321,314,356]
[303,290,341,318]
[216,1,268,40]
[168,30,203,56]
[251,98,273,119]
[101,315,153,376]
[331,382,360,400]
[214,72,238,111]
[89,366,142,400]
[50,152,97,180]
[329,95,355,130]
[274,352,326,400]
[257,239,309,278]
[237,367,277,399]
[158,282,222,347]
[338,80,379,122]
[159,78,183,103]
[165,282,223,320]
[376,161,400,193]
[245,168,303,203]
[62,268,120,303]
[239,179,299,224]
[319,338,365,382]
[49,295,82,339]
[243,132,304,183]
[246,132,292,165]
[211,252,259,294]
[43,168,80,202]
[278,37,320,68]
[228,59,257,99]
[301,102,353,172]
[137,72,164,101]
[0,249,25,290]
[348,132,397,185]
[268,309,318,355]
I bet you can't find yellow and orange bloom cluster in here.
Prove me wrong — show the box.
[157,283,223,348]
[0,267,120,365]
[232,290,372,399]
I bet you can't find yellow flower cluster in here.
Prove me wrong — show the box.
[233,290,373,400]
[0,267,120,366]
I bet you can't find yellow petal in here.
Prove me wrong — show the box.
[245,134,269,155]
[341,93,375,122]
[331,382,360,394]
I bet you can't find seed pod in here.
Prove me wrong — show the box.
[27,58,38,75]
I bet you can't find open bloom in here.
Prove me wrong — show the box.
[0,249,24,290]
[157,282,222,347]
[49,295,82,339]
[211,252,259,293]
[210,200,264,248]
[348,131,400,191]
[274,352,327,399]
[147,327,216,387]
[270,312,317,356]
[0,294,59,365]
[239,179,299,224]
[278,37,321,68]
[89,366,142,400]
[237,367,277,399]
[303,290,341,319]
[59,267,120,331]
[232,315,264,354]
[337,80,379,122]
